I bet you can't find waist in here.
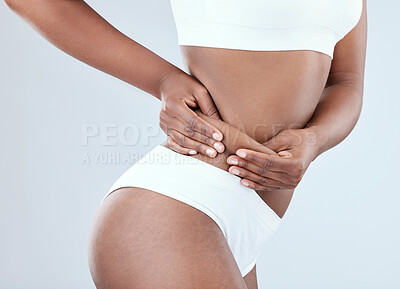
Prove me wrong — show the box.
[161,108,280,173]
[161,141,232,172]
[161,110,295,218]
[180,46,331,143]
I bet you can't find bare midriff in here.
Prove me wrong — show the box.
[162,46,333,217]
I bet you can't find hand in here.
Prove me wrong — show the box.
[226,127,320,191]
[158,70,225,157]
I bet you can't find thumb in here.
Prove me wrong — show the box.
[194,87,221,120]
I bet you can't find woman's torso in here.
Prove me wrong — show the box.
[181,47,331,143]
[163,48,332,217]
[168,0,363,146]
[164,0,363,216]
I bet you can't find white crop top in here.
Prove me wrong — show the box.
[169,0,363,58]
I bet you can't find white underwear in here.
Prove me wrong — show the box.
[101,145,282,277]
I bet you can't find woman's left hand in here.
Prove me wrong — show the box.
[226,127,320,191]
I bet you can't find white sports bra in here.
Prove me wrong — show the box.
[169,0,363,59]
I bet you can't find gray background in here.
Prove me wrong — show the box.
[1,0,399,288]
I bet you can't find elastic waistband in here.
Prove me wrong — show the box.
[151,145,282,231]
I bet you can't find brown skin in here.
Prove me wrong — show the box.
[88,110,277,289]
[5,0,367,287]
[89,187,254,289]
[166,0,367,216]
[227,3,368,193]
[4,0,225,156]
[162,108,297,218]
[3,0,265,286]
[158,70,226,157]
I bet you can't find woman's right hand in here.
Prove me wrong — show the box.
[158,70,225,157]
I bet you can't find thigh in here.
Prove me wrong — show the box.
[88,187,248,289]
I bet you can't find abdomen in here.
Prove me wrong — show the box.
[181,46,332,143]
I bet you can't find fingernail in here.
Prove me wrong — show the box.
[242,181,249,187]
[231,169,240,175]
[212,132,223,141]
[227,158,238,165]
[206,148,216,157]
[237,150,246,158]
[189,150,197,155]
[213,142,224,152]
[278,151,291,157]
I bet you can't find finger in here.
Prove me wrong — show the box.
[239,179,280,191]
[160,111,225,153]
[235,149,295,173]
[226,155,289,183]
[192,86,221,120]
[173,100,223,142]
[168,129,218,158]
[167,136,198,155]
[228,166,296,190]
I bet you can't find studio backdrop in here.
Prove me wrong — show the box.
[0,0,399,288]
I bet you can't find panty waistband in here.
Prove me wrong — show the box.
[150,145,283,231]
